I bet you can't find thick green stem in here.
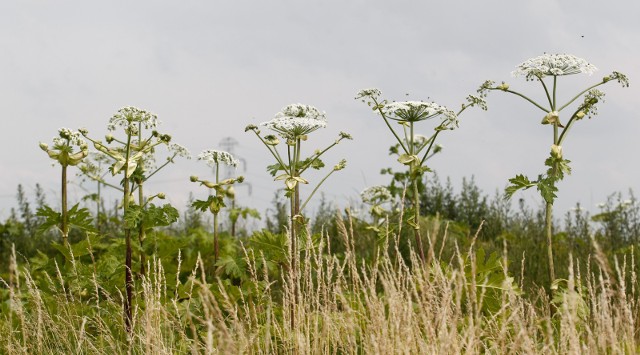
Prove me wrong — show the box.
[288,138,302,332]
[412,177,425,263]
[138,181,146,277]
[214,163,220,265]
[545,201,556,283]
[213,212,219,264]
[289,188,297,331]
[122,132,133,333]
[552,76,557,110]
[60,165,69,247]
[230,198,237,238]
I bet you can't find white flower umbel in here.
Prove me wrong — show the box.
[169,143,191,159]
[355,88,382,101]
[198,149,238,168]
[512,53,597,80]
[53,128,86,148]
[262,104,327,139]
[108,106,159,132]
[382,101,458,127]
[361,185,392,205]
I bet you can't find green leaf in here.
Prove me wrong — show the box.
[299,157,325,170]
[216,255,247,279]
[537,178,558,204]
[504,174,536,199]
[545,156,572,181]
[36,205,62,234]
[192,197,214,212]
[266,163,285,177]
[67,204,97,233]
[124,204,144,229]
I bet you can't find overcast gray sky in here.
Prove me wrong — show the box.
[1,0,638,225]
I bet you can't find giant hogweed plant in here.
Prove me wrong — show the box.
[479,53,629,283]
[356,89,486,263]
[246,103,350,329]
[190,149,244,267]
[38,128,93,247]
[79,106,189,331]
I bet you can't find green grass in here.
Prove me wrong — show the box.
[2,215,639,354]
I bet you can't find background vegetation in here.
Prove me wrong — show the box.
[2,173,639,353]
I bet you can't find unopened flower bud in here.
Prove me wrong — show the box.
[202,180,217,189]
[157,192,166,199]
[264,135,280,145]
[285,177,297,190]
[497,82,509,91]
[47,150,60,159]
[78,128,89,135]
[550,144,563,159]
[575,111,585,120]
[236,176,245,183]
[190,175,199,182]
[105,134,114,143]
[39,142,49,151]
[541,111,563,127]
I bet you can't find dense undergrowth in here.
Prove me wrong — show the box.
[1,181,640,353]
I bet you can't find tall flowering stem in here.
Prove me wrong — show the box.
[191,150,243,267]
[39,128,89,246]
[80,106,188,332]
[356,89,485,263]
[246,103,351,331]
[479,53,629,284]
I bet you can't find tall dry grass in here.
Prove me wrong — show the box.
[2,216,640,354]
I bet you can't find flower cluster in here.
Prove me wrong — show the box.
[198,149,238,168]
[580,89,606,118]
[108,106,159,132]
[361,185,392,205]
[382,101,458,127]
[355,88,382,103]
[465,95,488,111]
[512,53,597,80]
[262,104,327,139]
[53,128,86,148]
[169,143,191,159]
[603,71,630,87]
[333,159,347,171]
[40,128,89,167]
